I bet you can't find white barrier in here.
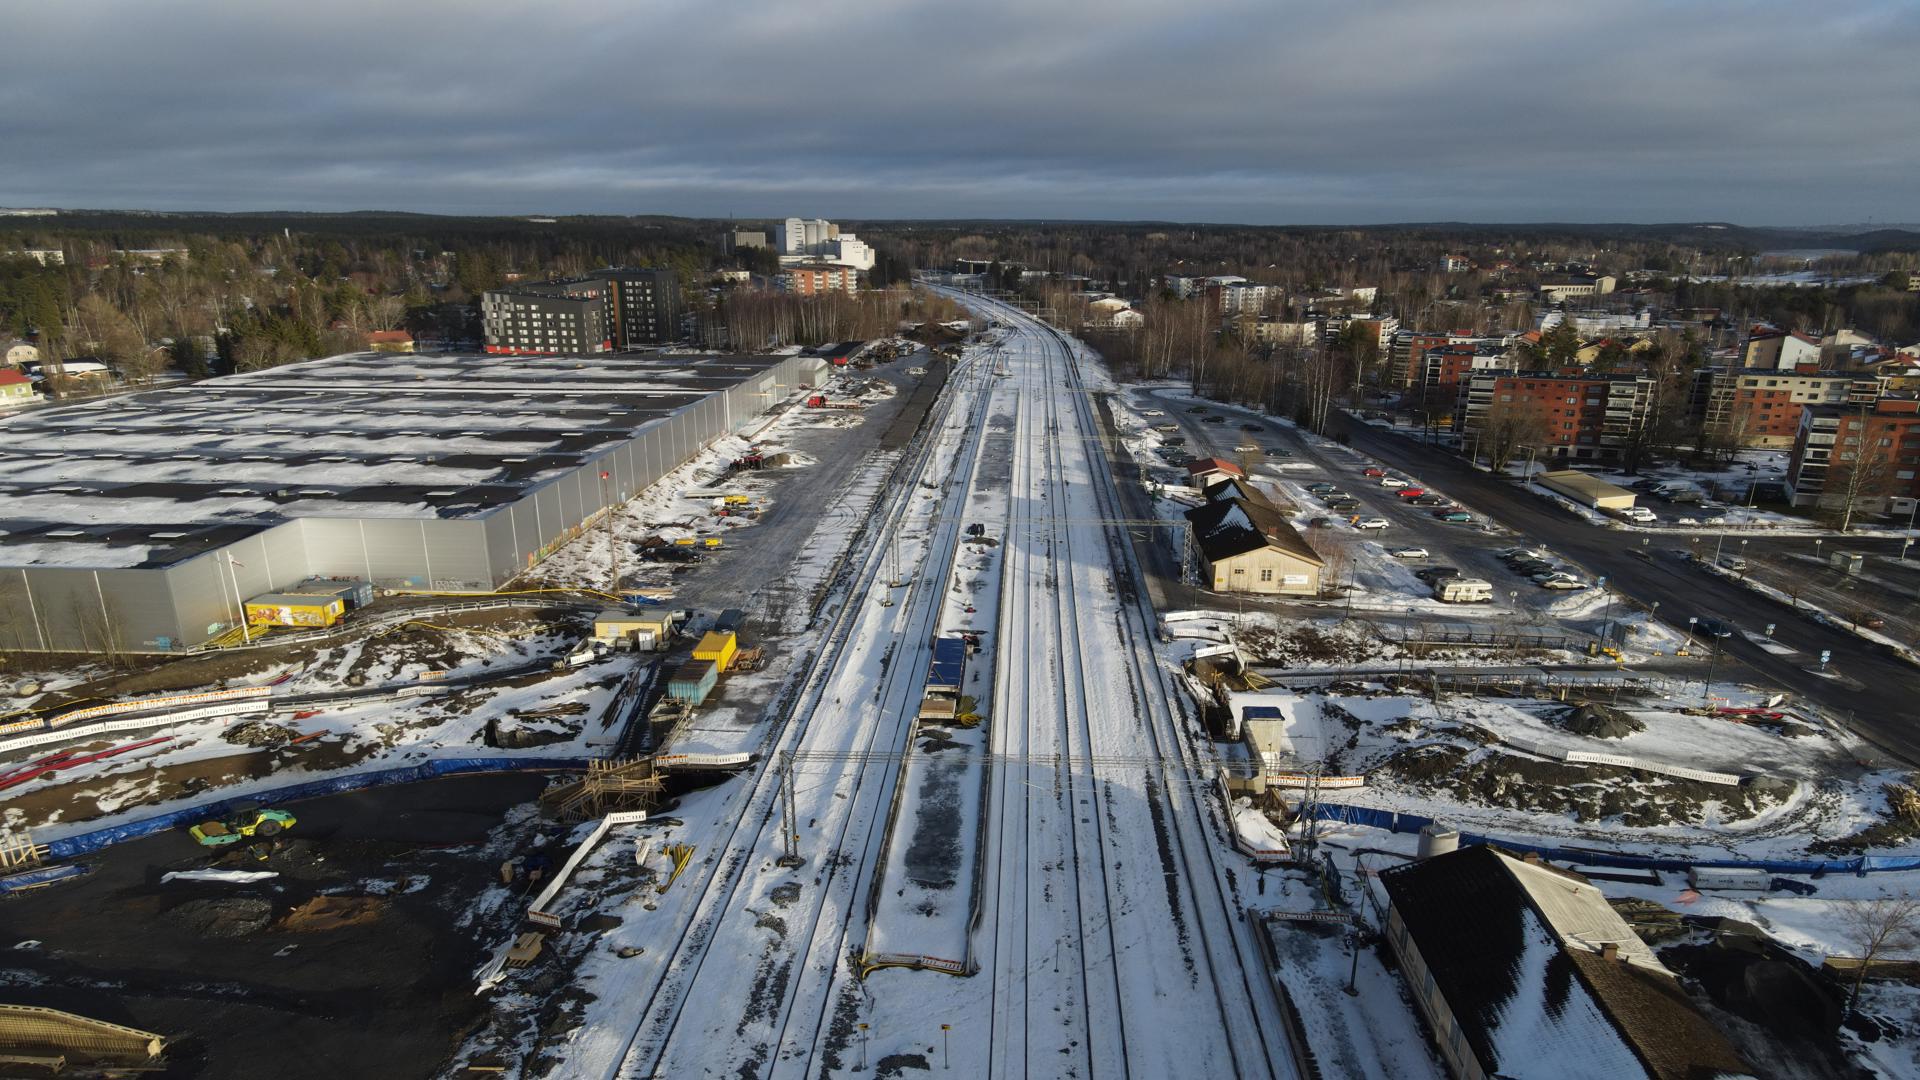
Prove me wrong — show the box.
[655,751,754,769]
[47,686,271,729]
[526,809,648,928]
[1265,773,1367,789]
[0,700,271,757]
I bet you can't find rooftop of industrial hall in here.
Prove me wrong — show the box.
[0,351,800,569]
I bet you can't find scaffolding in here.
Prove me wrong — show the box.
[539,757,665,822]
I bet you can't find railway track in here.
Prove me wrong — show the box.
[589,348,1002,1080]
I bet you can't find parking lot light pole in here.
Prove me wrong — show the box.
[1703,636,1721,704]
[1685,616,1698,655]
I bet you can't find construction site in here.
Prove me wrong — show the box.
[0,340,946,1078]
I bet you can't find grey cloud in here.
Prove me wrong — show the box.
[1,0,1916,222]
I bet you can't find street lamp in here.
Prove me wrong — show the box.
[1685,616,1698,654]
[1739,538,1749,576]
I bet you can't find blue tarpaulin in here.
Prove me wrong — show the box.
[44,756,588,860]
[927,637,967,691]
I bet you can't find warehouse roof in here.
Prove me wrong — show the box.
[0,351,796,569]
[1537,470,1635,503]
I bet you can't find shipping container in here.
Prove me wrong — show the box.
[713,608,746,635]
[693,630,739,672]
[244,592,346,628]
[667,659,718,705]
[288,578,374,611]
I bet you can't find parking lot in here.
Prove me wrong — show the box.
[1133,389,1621,622]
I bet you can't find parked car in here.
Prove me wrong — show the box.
[1513,561,1555,576]
[1142,409,1165,417]
[1203,415,1227,424]
[1415,566,1462,583]
[1621,507,1657,524]
[1379,478,1410,488]
[1187,405,1208,413]
[1389,546,1430,559]
[1354,517,1391,530]
[1696,618,1735,638]
[1362,468,1386,478]
[1537,577,1587,590]
[1411,494,1449,506]
[1240,423,1262,432]
[1718,555,1748,572]
[1267,448,1293,457]
[1234,443,1260,452]
[1396,488,1427,499]
[1153,422,1180,432]
[1306,482,1337,493]
[1434,510,1474,522]
[1308,517,1334,528]
[1164,435,1187,446]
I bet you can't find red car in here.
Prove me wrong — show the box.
[1397,487,1426,498]
[1362,467,1385,477]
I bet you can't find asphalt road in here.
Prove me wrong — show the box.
[1324,412,1920,766]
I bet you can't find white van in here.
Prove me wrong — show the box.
[1436,577,1493,603]
[1621,506,1657,523]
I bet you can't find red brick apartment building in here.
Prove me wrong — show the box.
[778,264,859,297]
[1696,368,1883,449]
[1458,371,1654,461]
[1787,398,1920,512]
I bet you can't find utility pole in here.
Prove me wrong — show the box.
[225,553,251,644]
[601,470,619,594]
[776,752,804,868]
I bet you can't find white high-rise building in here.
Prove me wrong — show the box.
[781,218,838,255]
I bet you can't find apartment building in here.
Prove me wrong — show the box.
[1213,281,1279,315]
[779,218,874,270]
[1235,315,1319,349]
[1742,329,1821,371]
[778,264,860,297]
[1459,371,1654,461]
[1422,343,1517,404]
[1786,398,1920,512]
[1537,274,1617,303]
[481,267,681,355]
[1697,368,1883,449]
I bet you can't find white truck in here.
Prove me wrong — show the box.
[1436,577,1493,603]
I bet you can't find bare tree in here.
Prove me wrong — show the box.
[1836,894,1920,1014]
[1477,402,1551,472]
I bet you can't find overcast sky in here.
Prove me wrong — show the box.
[3,0,1916,225]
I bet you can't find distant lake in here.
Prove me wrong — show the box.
[1760,248,1855,261]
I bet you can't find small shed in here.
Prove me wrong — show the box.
[1537,470,1635,511]
[244,592,346,628]
[693,630,739,672]
[667,659,718,705]
[594,610,661,648]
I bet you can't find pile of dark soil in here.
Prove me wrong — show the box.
[1378,745,1786,826]
[1558,701,1645,739]
[280,895,385,932]
[224,720,301,747]
[169,897,275,938]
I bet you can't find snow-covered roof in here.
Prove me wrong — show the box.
[0,350,794,568]
[1183,497,1321,565]
[1381,846,1752,1080]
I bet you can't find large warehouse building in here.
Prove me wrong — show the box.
[0,351,824,653]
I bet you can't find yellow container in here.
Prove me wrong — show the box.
[692,630,738,672]
[673,538,697,547]
[244,593,345,628]
[703,537,723,548]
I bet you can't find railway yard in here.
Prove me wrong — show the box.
[2,299,1919,1079]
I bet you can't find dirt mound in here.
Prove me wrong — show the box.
[1558,702,1645,739]
[226,720,302,747]
[170,896,275,937]
[1380,745,1786,826]
[280,895,386,932]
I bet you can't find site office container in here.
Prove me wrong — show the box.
[287,578,375,611]
[1436,578,1493,603]
[244,592,346,627]
[692,630,738,672]
[667,659,718,705]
